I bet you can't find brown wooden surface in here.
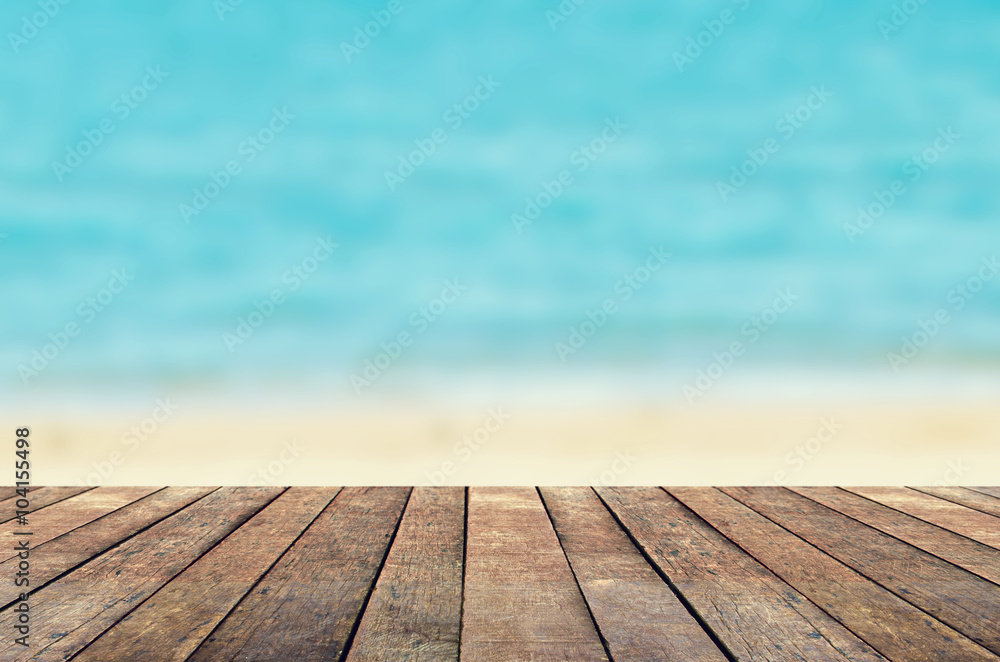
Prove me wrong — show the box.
[0,486,159,563]
[0,487,282,662]
[188,486,411,662]
[74,487,340,662]
[0,486,998,661]
[345,486,465,662]
[724,487,1000,656]
[0,486,91,525]
[675,487,992,662]
[846,486,1000,551]
[793,486,1000,585]
[541,487,728,662]
[461,487,609,662]
[0,486,215,610]
[598,486,881,661]
[969,486,1000,500]
[913,486,1000,518]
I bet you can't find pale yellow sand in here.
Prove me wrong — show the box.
[11,401,997,486]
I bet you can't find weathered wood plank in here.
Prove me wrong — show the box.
[724,487,1000,657]
[188,486,411,662]
[0,486,92,525]
[461,487,609,662]
[912,486,1000,520]
[969,487,1000,500]
[674,487,994,662]
[0,486,282,662]
[0,487,160,563]
[344,487,464,662]
[0,487,215,610]
[73,487,340,662]
[793,487,1000,585]
[597,487,880,662]
[0,486,39,503]
[846,487,1000,551]
[540,487,729,662]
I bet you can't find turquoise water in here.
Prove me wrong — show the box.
[1,0,998,401]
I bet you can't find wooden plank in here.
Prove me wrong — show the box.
[673,487,995,662]
[344,487,464,662]
[0,486,91,525]
[73,487,340,662]
[723,487,1000,657]
[596,487,880,661]
[845,487,1000,551]
[0,486,215,609]
[188,486,411,662]
[460,487,609,662]
[540,487,729,662]
[0,486,39,503]
[793,487,1000,585]
[0,487,160,563]
[969,487,1000,500]
[913,486,1000,519]
[0,486,282,662]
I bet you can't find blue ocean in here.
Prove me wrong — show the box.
[2,0,998,405]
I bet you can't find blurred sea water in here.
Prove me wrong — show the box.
[1,0,998,405]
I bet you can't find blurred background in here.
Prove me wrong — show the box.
[1,0,997,484]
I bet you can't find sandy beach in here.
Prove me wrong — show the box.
[12,398,997,487]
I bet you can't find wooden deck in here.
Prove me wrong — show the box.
[3,486,1000,661]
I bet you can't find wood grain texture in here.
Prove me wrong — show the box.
[793,487,1000,585]
[0,486,215,610]
[911,486,1000,520]
[0,486,91,525]
[724,487,1000,657]
[0,487,160,563]
[188,486,411,662]
[540,486,729,662]
[598,486,891,662]
[969,487,1000,500]
[0,486,282,662]
[674,487,994,662]
[845,487,1000,551]
[460,487,609,662]
[345,487,465,662]
[73,487,340,662]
